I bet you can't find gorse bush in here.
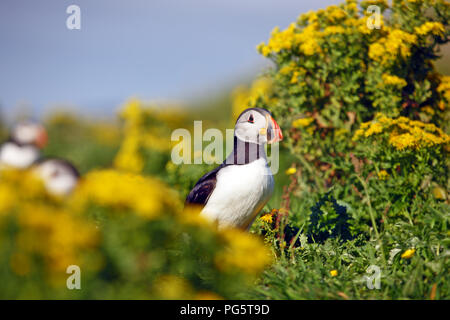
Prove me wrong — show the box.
[239,0,450,299]
[254,0,449,189]
[248,0,450,220]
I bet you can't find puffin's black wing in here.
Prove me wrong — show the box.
[185,164,226,207]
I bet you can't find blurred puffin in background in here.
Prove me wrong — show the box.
[0,121,48,169]
[0,121,80,196]
[32,158,80,196]
[185,107,283,230]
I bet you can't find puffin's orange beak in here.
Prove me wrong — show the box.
[35,127,48,149]
[268,116,283,144]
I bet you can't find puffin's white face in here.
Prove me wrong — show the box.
[234,108,283,145]
[11,122,48,148]
[34,160,79,196]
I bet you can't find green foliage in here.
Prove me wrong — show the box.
[308,191,353,243]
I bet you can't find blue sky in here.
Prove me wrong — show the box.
[0,0,341,117]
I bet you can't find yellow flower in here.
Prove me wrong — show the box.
[120,97,143,126]
[432,187,446,200]
[113,129,144,173]
[330,269,338,277]
[179,206,212,228]
[365,122,383,137]
[326,6,347,23]
[369,29,416,65]
[261,20,322,57]
[72,169,181,219]
[401,249,415,259]
[377,170,389,180]
[415,22,445,37]
[292,117,314,128]
[215,228,272,274]
[353,113,450,151]
[259,213,274,224]
[389,133,416,150]
[266,23,297,53]
[381,74,407,88]
[290,71,300,84]
[437,76,450,102]
[285,167,297,175]
[0,183,16,214]
[421,106,435,115]
[323,26,346,36]
[16,204,99,273]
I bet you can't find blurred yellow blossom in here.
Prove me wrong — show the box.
[421,106,435,115]
[431,186,446,200]
[401,248,416,259]
[292,117,315,128]
[72,169,181,219]
[381,74,408,88]
[330,269,338,277]
[16,204,99,273]
[215,228,272,274]
[437,76,450,102]
[415,22,445,37]
[0,183,16,214]
[285,167,297,175]
[377,170,389,180]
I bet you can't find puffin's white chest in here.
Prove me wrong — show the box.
[201,158,274,229]
[0,143,39,169]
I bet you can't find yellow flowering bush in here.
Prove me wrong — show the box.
[114,98,188,174]
[353,113,450,150]
[0,160,272,299]
[215,228,272,275]
[254,0,448,170]
[252,0,448,209]
[231,77,276,120]
[245,1,450,299]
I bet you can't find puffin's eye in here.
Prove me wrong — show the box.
[248,114,254,123]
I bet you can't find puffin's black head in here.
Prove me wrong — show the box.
[234,108,283,145]
[10,121,48,149]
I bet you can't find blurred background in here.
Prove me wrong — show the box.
[0,0,342,119]
[1,0,448,120]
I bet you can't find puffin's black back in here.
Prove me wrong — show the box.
[185,163,226,206]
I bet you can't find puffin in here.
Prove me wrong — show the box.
[32,158,80,196]
[0,121,80,195]
[0,121,48,169]
[185,107,283,230]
